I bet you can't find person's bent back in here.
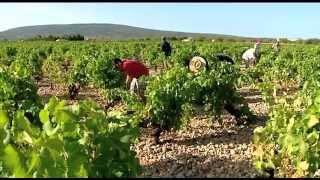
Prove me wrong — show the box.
[114,58,149,94]
[114,58,149,78]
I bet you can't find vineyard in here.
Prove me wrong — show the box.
[0,40,319,178]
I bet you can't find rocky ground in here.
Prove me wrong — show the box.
[37,78,269,178]
[37,78,107,106]
[134,87,268,178]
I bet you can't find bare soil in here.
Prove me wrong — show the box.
[36,76,271,178]
[134,87,268,178]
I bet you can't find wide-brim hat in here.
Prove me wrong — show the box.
[189,56,207,73]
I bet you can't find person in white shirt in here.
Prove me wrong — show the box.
[242,40,261,67]
[272,38,280,52]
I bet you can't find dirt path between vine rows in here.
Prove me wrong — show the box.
[37,75,272,178]
[134,87,269,178]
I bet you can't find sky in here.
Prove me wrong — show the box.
[0,3,320,39]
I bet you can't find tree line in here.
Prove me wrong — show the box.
[1,35,320,44]
[26,34,85,41]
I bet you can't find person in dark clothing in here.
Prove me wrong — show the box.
[215,53,235,64]
[187,53,234,73]
[161,37,172,69]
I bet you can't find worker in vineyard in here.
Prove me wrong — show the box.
[188,54,234,73]
[161,36,172,69]
[188,56,208,73]
[272,38,280,52]
[113,58,149,95]
[242,40,261,67]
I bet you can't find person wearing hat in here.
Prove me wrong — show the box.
[188,56,208,73]
[160,36,172,69]
[113,58,149,94]
[188,53,234,73]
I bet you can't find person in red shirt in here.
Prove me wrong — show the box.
[113,58,149,94]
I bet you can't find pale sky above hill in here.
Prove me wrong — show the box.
[0,3,319,39]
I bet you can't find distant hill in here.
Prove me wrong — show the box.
[0,23,253,40]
